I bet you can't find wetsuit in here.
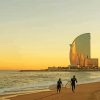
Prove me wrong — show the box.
[57,80,62,93]
[71,77,77,92]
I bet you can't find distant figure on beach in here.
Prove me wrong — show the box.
[57,78,62,93]
[71,75,77,92]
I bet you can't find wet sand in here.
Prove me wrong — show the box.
[1,82,100,100]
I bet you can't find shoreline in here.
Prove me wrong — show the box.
[0,89,51,100]
[19,69,100,72]
[0,79,100,96]
[1,81,100,100]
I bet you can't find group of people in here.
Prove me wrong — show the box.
[57,75,77,93]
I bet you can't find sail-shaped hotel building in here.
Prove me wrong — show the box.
[70,33,98,68]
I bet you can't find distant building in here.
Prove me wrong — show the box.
[85,58,98,68]
[48,66,68,71]
[70,33,98,69]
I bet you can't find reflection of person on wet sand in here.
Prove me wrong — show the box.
[57,78,62,93]
[71,75,77,92]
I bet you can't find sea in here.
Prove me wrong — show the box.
[0,70,100,95]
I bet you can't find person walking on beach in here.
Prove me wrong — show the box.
[71,75,77,92]
[57,78,62,93]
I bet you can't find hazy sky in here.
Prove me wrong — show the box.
[0,0,100,70]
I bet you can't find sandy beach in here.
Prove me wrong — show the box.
[1,82,100,100]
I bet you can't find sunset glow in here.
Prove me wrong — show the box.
[0,0,100,70]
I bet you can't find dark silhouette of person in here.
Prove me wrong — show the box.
[57,78,62,93]
[71,75,77,92]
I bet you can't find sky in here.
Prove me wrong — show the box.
[0,0,100,70]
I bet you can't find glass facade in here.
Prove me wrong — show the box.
[70,33,91,67]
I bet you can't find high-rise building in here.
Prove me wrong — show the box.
[70,33,98,68]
